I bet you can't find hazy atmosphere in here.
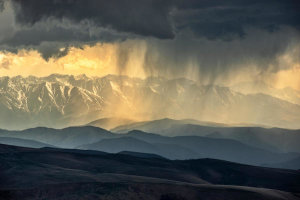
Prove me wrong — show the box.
[0,0,299,90]
[0,0,300,130]
[0,1,300,200]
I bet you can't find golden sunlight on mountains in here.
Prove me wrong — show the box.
[0,40,299,91]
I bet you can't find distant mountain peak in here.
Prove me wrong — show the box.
[1,74,300,130]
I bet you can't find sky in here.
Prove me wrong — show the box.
[0,0,300,90]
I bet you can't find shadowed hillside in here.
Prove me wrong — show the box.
[0,144,299,200]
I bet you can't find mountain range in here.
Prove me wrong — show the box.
[1,123,299,169]
[112,118,300,153]
[1,74,300,130]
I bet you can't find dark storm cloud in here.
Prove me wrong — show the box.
[0,0,299,62]
[0,17,130,59]
[8,0,300,40]
[10,0,175,39]
[0,0,175,58]
[174,0,300,39]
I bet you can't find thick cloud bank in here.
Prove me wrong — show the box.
[0,0,299,50]
[0,0,299,87]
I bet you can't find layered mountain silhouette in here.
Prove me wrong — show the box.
[0,144,299,200]
[112,118,300,153]
[0,126,114,148]
[0,125,299,168]
[1,74,300,130]
[0,137,55,148]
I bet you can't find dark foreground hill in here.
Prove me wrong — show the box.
[0,144,299,200]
